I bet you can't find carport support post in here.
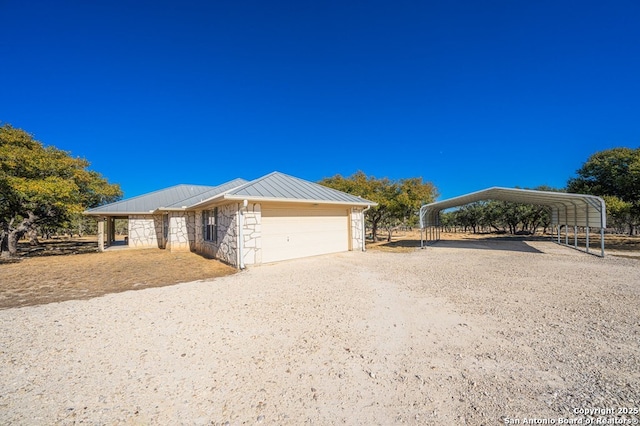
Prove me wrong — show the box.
[586,209,590,254]
[565,210,569,245]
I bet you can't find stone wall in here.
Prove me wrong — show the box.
[195,203,240,267]
[167,212,195,252]
[129,215,163,248]
[216,203,239,266]
[350,207,365,251]
[241,203,261,266]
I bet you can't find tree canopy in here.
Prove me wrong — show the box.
[567,147,640,234]
[0,124,122,257]
[441,198,553,235]
[319,171,437,241]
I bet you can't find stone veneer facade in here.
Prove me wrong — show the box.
[195,203,239,266]
[127,203,366,268]
[240,203,261,266]
[128,215,164,248]
[166,212,196,252]
[350,207,365,251]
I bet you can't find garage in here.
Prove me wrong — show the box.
[88,171,375,268]
[261,206,350,263]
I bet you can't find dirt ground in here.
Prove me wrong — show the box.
[1,232,637,311]
[1,237,638,424]
[369,230,640,256]
[0,238,236,310]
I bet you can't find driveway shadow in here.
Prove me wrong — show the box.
[376,236,546,254]
[428,236,545,253]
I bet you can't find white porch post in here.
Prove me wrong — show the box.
[97,219,105,252]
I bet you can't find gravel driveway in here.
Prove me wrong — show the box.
[1,239,639,425]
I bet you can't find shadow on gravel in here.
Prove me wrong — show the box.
[427,236,545,253]
[374,236,545,253]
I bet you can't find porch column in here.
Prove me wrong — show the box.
[97,219,105,252]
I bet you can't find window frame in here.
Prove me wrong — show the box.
[202,208,218,243]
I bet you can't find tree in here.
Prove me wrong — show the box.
[320,171,437,242]
[0,124,122,257]
[603,195,636,234]
[567,147,640,234]
[444,186,558,235]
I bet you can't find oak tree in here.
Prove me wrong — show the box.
[320,171,437,242]
[567,147,640,234]
[0,124,122,257]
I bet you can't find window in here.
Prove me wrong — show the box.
[203,208,218,242]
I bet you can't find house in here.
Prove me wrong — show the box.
[84,172,375,268]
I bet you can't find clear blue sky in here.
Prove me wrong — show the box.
[1,1,638,200]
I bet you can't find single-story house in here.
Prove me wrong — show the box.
[85,172,375,268]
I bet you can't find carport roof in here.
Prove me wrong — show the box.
[419,187,606,228]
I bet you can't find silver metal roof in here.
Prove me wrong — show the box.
[85,179,247,215]
[163,178,248,208]
[420,187,606,228]
[85,172,374,215]
[223,172,375,206]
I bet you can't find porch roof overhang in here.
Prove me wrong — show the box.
[419,187,606,229]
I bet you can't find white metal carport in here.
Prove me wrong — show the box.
[419,187,607,257]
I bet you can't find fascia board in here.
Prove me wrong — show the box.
[222,194,377,207]
[84,210,160,216]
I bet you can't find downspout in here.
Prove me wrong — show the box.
[238,200,248,269]
[361,205,371,252]
[238,200,249,269]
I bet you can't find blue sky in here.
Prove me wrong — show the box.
[1,1,638,200]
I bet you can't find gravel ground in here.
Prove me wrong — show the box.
[1,239,639,425]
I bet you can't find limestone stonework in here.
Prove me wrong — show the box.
[129,215,163,248]
[350,207,365,251]
[240,203,261,266]
[215,204,239,265]
[167,212,195,252]
[195,203,240,267]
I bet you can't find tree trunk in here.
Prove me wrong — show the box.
[7,230,20,256]
[28,229,40,245]
[1,229,21,258]
[371,222,378,242]
[1,212,37,258]
[0,233,9,258]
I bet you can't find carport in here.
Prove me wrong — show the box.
[419,187,607,257]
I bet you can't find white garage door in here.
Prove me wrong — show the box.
[261,207,349,263]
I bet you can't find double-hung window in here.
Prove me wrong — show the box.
[203,208,218,243]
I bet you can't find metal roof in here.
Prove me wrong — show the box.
[223,172,375,206]
[85,172,375,215]
[163,178,248,208]
[85,179,247,215]
[420,187,606,228]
